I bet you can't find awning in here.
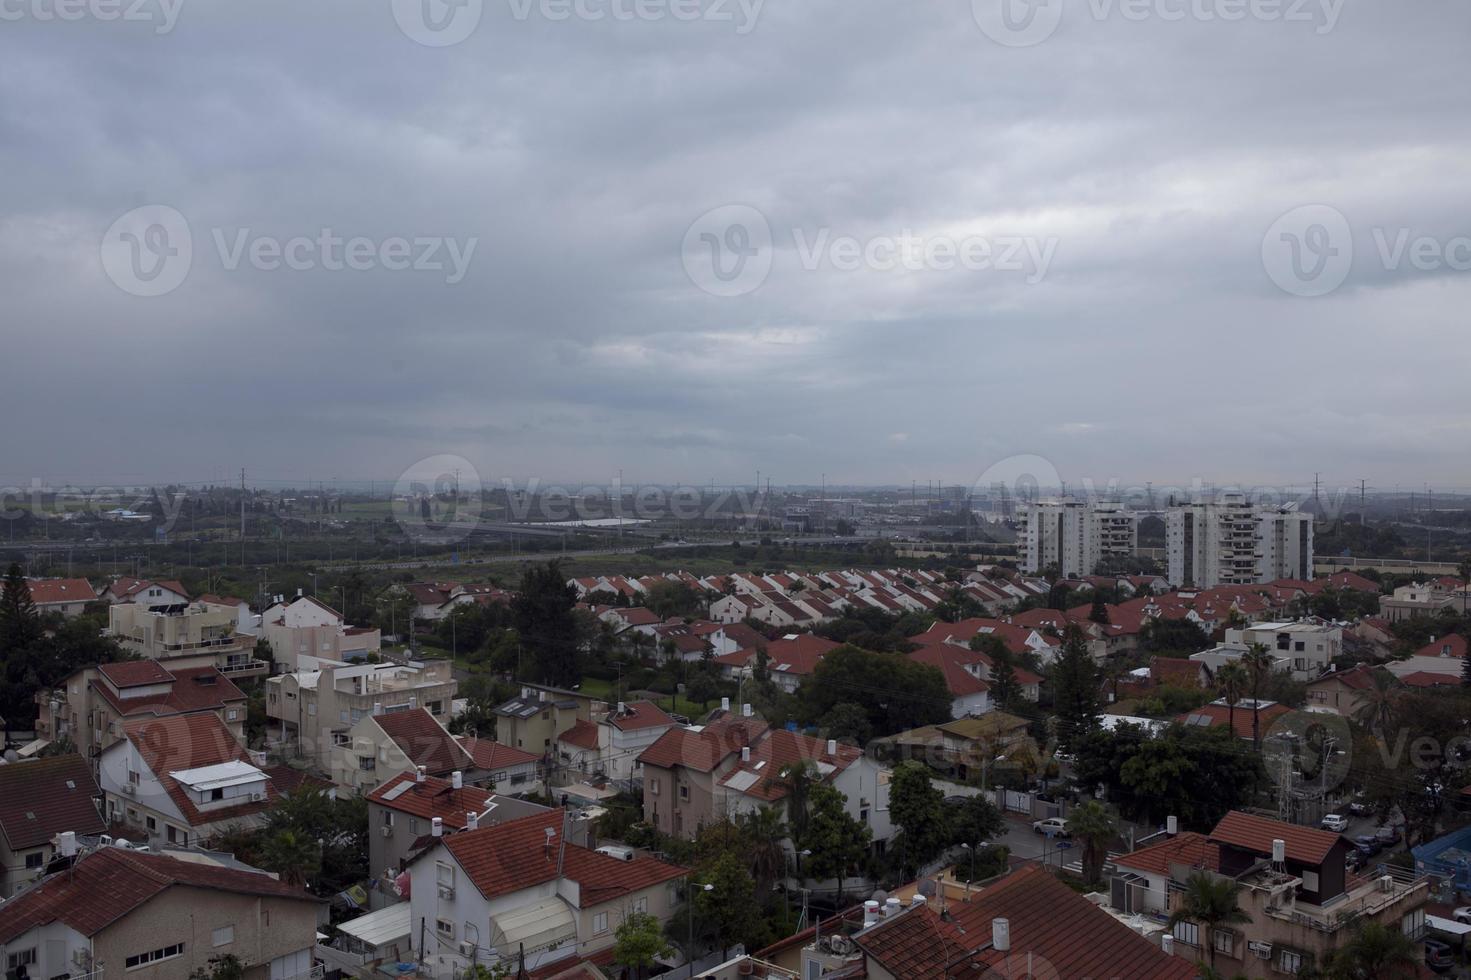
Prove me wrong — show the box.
[489,899,577,957]
[339,903,412,949]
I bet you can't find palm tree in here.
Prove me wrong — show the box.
[1064,800,1117,885]
[770,761,819,842]
[1325,920,1419,979]
[1350,668,1400,736]
[1241,643,1275,752]
[1215,661,1248,737]
[739,806,789,895]
[259,829,320,888]
[1167,871,1251,970]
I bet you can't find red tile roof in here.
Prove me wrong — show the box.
[366,770,493,829]
[375,708,472,775]
[1113,831,1221,877]
[1177,701,1291,739]
[106,578,189,601]
[1415,634,1467,659]
[0,754,105,851]
[717,622,767,649]
[1151,656,1206,689]
[637,717,768,772]
[120,713,276,827]
[1209,810,1342,865]
[25,578,96,606]
[97,659,174,688]
[0,846,319,945]
[1401,670,1460,688]
[455,735,540,770]
[93,666,246,719]
[606,700,675,732]
[907,643,989,698]
[713,647,758,668]
[857,866,1195,979]
[440,810,686,906]
[717,729,864,802]
[557,719,602,750]
[764,634,840,676]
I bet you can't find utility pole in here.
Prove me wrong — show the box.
[1360,479,1367,526]
[240,468,246,569]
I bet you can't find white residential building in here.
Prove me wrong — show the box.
[1190,621,1342,682]
[1166,493,1313,588]
[1018,499,1138,577]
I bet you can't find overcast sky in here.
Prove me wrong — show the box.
[2,0,1469,495]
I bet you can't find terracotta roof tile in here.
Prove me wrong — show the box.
[455,735,541,770]
[366,770,494,829]
[93,666,246,719]
[607,700,676,732]
[557,720,602,750]
[375,708,472,775]
[120,714,276,827]
[1113,831,1221,877]
[717,729,864,802]
[97,659,174,688]
[1209,810,1342,865]
[24,578,97,606]
[637,717,768,772]
[0,754,105,851]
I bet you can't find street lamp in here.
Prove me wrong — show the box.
[686,881,713,965]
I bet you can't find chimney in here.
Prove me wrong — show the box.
[617,701,626,715]
[466,811,478,831]
[992,918,1010,952]
[431,817,443,837]
[1166,815,1178,836]
[742,703,752,717]
[58,831,78,858]
[416,766,426,783]
[741,747,751,762]
[884,897,901,918]
[826,739,837,756]
[1161,934,1174,955]
[721,697,731,712]
[863,901,880,928]
[452,771,463,790]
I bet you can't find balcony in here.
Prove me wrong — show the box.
[219,658,270,677]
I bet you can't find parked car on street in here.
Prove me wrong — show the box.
[1321,813,1349,832]
[1375,825,1401,845]
[1032,817,1069,837]
[1424,938,1454,973]
[1352,835,1382,857]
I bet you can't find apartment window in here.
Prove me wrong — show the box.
[8,949,37,970]
[437,862,455,887]
[127,808,139,822]
[308,703,317,715]
[410,818,420,835]
[25,851,43,869]
[632,897,647,915]
[650,779,659,796]
[227,709,239,721]
[1277,949,1303,973]
[146,816,157,832]
[1212,931,1234,957]
[593,912,609,935]
[427,701,443,715]
[436,919,455,941]
[679,784,689,801]
[126,943,184,970]
[1300,870,1320,892]
[1403,907,1426,940]
[211,788,225,801]
[382,811,395,826]
[128,769,141,786]
[212,925,235,947]
[1171,921,1199,947]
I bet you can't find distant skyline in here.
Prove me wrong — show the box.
[3,4,1469,487]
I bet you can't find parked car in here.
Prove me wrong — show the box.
[1424,939,1454,973]
[1346,799,1371,816]
[1374,825,1401,846]
[1452,907,1471,925]
[1321,813,1350,832]
[1352,835,1382,857]
[1033,817,1069,837]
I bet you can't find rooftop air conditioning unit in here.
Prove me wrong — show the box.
[251,792,264,802]
[457,941,475,957]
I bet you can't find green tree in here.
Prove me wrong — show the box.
[1324,919,1419,979]
[0,563,41,651]
[819,701,873,745]
[739,806,790,897]
[1241,644,1275,752]
[1088,597,1110,624]
[800,784,870,901]
[1167,871,1250,971]
[258,829,321,887]
[795,646,951,738]
[695,853,767,958]
[1214,661,1248,737]
[613,911,673,979]
[771,761,819,842]
[947,794,1004,849]
[1064,800,1117,885]
[889,761,947,877]
[1052,625,1100,750]
[188,954,245,980]
[511,561,581,687]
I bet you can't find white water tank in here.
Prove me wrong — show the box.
[992,918,1010,952]
[1272,839,1286,864]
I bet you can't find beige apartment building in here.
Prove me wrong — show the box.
[266,660,458,771]
[107,600,269,679]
